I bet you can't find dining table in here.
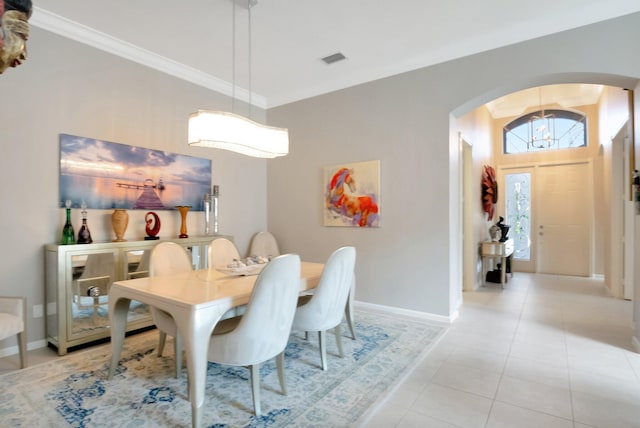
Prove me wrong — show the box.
[107,260,325,427]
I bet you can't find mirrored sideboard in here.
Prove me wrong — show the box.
[45,235,230,355]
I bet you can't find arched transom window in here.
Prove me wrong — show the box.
[503,109,587,154]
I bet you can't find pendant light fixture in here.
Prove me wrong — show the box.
[188,0,288,158]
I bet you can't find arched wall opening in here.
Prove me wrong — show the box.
[448,72,639,335]
[452,73,638,118]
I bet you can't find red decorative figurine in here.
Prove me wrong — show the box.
[144,211,161,240]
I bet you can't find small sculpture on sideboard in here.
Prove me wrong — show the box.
[111,209,129,242]
[175,206,191,238]
[496,216,511,242]
[144,211,161,240]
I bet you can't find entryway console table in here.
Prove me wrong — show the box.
[45,235,230,355]
[481,238,514,288]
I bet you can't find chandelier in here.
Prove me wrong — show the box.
[527,88,555,150]
[188,0,289,158]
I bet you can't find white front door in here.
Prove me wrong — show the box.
[536,162,592,276]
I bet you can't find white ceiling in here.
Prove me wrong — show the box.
[30,0,640,109]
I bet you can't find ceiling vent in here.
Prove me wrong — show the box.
[321,52,347,65]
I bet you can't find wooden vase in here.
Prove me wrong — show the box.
[111,209,129,242]
[176,205,191,238]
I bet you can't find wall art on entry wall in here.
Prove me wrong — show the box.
[59,134,212,211]
[324,160,380,227]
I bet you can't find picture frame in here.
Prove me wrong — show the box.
[323,160,380,227]
[59,134,212,211]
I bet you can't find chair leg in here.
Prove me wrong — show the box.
[318,330,328,370]
[174,333,182,378]
[250,363,262,416]
[186,369,191,400]
[157,331,167,357]
[345,291,356,340]
[276,352,287,395]
[17,331,27,368]
[334,324,344,358]
[92,297,100,326]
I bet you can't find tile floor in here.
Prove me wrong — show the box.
[358,273,640,428]
[2,273,640,427]
[0,338,66,374]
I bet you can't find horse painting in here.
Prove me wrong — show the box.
[325,165,379,227]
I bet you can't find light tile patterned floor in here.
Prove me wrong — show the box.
[359,273,640,428]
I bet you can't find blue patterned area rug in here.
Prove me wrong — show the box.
[0,310,446,427]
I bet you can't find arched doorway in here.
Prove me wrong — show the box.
[452,73,636,297]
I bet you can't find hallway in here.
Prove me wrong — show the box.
[360,273,640,427]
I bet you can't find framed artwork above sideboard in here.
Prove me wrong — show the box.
[59,134,212,211]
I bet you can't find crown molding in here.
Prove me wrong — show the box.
[29,7,267,109]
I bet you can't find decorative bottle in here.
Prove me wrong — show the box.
[61,199,76,245]
[212,185,220,234]
[76,201,93,244]
[203,193,212,235]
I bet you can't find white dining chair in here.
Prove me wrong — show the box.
[291,246,356,370]
[208,237,241,268]
[0,296,27,368]
[247,231,280,258]
[149,242,193,377]
[207,254,301,416]
[208,237,245,317]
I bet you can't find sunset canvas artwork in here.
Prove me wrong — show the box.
[59,134,211,211]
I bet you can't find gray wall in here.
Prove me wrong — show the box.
[267,13,640,318]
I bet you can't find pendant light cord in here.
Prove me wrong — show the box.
[538,87,543,115]
[231,0,253,119]
[231,0,254,118]
[248,0,253,119]
[231,1,236,113]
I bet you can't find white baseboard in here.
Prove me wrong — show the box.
[0,339,47,359]
[354,300,457,324]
